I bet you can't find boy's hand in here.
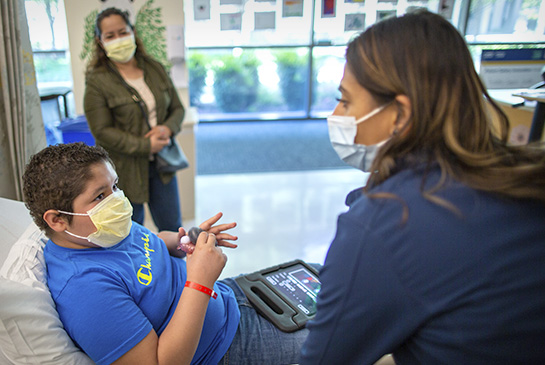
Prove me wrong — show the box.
[173,213,238,255]
[198,212,238,249]
[159,228,188,258]
[186,231,227,288]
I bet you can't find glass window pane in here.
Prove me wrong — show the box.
[273,48,311,114]
[25,0,70,51]
[465,0,545,43]
[189,48,310,121]
[25,0,73,91]
[33,51,73,87]
[310,46,346,118]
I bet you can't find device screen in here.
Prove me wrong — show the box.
[264,264,321,316]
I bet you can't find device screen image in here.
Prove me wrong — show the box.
[264,263,321,316]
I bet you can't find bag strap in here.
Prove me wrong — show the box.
[106,61,176,149]
[106,62,151,130]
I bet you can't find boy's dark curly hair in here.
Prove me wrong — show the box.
[23,143,114,236]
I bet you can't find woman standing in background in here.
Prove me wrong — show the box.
[84,7,184,231]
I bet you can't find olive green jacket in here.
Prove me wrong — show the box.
[84,55,185,204]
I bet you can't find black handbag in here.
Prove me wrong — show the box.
[111,62,189,173]
[156,137,189,173]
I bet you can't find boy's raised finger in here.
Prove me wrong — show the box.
[199,212,223,230]
[209,222,237,234]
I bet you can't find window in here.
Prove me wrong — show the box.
[464,0,545,44]
[460,0,545,86]
[25,0,74,119]
[25,0,74,145]
[184,0,443,121]
[25,0,73,90]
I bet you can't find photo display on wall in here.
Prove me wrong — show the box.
[255,11,276,30]
[322,0,336,17]
[193,0,211,20]
[220,12,243,30]
[283,0,304,17]
[345,13,365,31]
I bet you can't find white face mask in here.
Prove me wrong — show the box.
[102,34,136,63]
[58,190,133,248]
[327,104,390,172]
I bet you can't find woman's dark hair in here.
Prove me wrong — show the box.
[94,7,133,38]
[347,10,545,204]
[86,7,148,76]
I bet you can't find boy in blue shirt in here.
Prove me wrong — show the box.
[23,142,310,365]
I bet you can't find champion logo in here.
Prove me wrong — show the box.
[136,233,155,286]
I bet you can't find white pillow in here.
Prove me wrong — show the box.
[0,223,48,287]
[0,223,94,364]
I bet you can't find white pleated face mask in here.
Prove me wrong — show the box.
[58,190,133,248]
[327,104,390,172]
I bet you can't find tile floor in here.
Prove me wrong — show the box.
[191,168,369,279]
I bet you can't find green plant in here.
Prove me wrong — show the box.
[188,52,208,106]
[135,0,170,70]
[80,9,98,64]
[273,50,308,111]
[211,52,261,113]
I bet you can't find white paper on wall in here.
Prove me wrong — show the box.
[439,0,455,19]
[345,13,365,31]
[170,62,188,88]
[166,24,185,61]
[193,0,211,20]
[220,13,243,31]
[282,0,304,17]
[255,12,276,30]
[220,0,243,4]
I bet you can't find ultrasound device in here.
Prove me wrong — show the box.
[235,260,321,332]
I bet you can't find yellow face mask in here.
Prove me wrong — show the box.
[58,190,133,248]
[102,34,136,63]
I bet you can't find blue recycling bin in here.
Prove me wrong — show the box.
[58,115,95,146]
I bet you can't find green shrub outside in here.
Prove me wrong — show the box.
[33,54,72,83]
[211,52,261,112]
[188,52,208,106]
[273,50,307,111]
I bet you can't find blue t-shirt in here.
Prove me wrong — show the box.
[44,223,240,365]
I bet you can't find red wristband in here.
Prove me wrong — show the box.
[184,281,217,299]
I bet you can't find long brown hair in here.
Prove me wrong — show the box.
[348,10,545,203]
[85,7,148,76]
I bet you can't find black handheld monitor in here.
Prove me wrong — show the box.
[235,260,321,332]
